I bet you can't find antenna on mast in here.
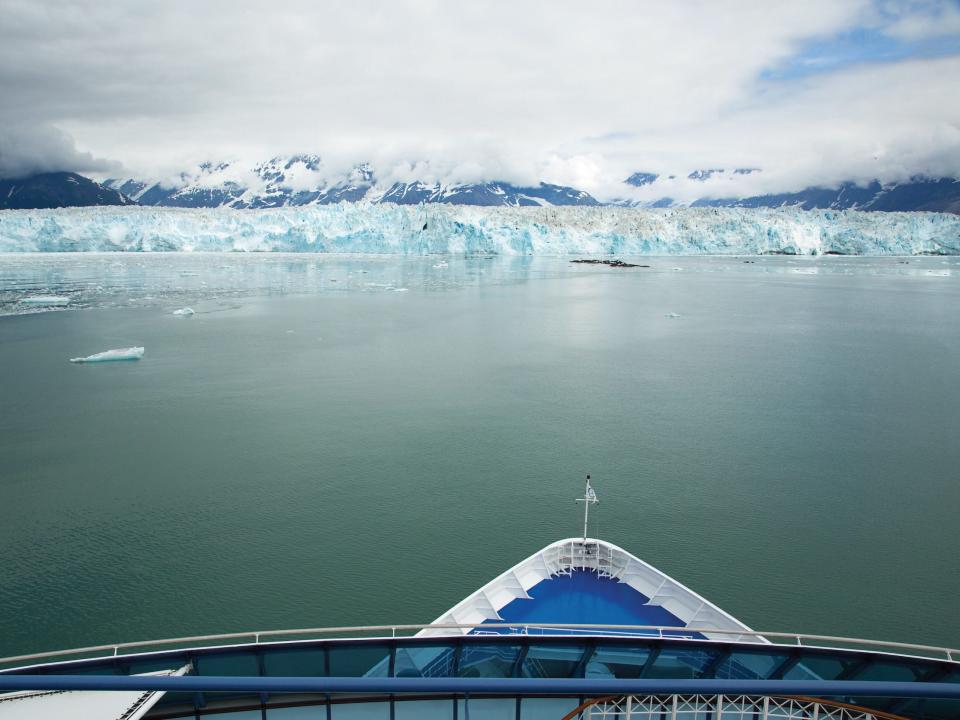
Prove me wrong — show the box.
[575,474,599,542]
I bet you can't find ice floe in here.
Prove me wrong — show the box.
[20,295,70,306]
[70,347,145,363]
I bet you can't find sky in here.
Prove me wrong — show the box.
[1,0,959,201]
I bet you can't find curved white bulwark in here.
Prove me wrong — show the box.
[419,538,755,640]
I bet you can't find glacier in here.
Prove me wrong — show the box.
[0,205,957,255]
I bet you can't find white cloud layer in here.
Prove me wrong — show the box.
[0,0,958,199]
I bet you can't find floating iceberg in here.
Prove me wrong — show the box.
[20,295,70,306]
[0,205,958,256]
[172,307,195,316]
[70,347,145,363]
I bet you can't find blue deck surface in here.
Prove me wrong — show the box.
[484,570,687,632]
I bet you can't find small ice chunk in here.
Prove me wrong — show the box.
[432,261,449,269]
[172,307,195,316]
[665,312,681,319]
[70,347,144,364]
[20,295,70,306]
[394,287,409,292]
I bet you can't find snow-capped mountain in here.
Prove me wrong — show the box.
[620,170,960,213]
[105,156,376,209]
[104,157,599,209]
[691,177,960,213]
[376,181,597,206]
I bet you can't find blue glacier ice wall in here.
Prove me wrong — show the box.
[0,205,957,255]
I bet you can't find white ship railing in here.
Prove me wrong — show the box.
[0,623,956,669]
[570,694,907,720]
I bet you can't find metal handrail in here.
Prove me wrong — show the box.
[0,623,956,669]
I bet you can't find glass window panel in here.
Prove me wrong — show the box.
[332,701,390,719]
[713,651,788,679]
[394,645,455,677]
[395,699,454,720]
[781,660,819,681]
[263,648,327,677]
[209,712,261,720]
[456,698,516,720]
[646,648,717,679]
[521,645,584,678]
[784,655,844,680]
[587,645,651,679]
[457,644,521,678]
[329,644,392,677]
[520,697,579,720]
[269,707,327,719]
[194,651,261,677]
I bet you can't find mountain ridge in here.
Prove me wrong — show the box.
[1,159,958,213]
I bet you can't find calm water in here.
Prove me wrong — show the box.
[1,253,959,658]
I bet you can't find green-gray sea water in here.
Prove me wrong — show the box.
[1,254,958,658]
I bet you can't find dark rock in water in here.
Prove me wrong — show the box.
[570,259,649,268]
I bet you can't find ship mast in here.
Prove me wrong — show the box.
[575,474,599,541]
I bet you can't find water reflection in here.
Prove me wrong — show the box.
[1,253,956,316]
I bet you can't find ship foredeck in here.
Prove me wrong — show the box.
[421,538,750,640]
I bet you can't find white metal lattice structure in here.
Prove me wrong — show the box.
[577,695,905,720]
[419,538,755,639]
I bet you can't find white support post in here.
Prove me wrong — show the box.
[574,474,599,542]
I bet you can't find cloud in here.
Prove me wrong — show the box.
[0,125,118,179]
[0,0,957,198]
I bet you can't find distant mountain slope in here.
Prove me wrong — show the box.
[690,178,960,213]
[104,157,599,209]
[0,172,133,210]
[377,181,598,206]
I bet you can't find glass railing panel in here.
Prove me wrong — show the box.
[394,645,455,677]
[519,697,580,719]
[521,644,585,678]
[394,699,455,719]
[328,644,392,677]
[914,698,960,720]
[262,648,327,677]
[853,660,929,681]
[268,707,327,719]
[456,698,516,720]
[713,651,788,679]
[645,648,719,679]
[783,655,844,681]
[332,702,390,719]
[194,651,261,677]
[587,645,652,678]
[457,644,522,678]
